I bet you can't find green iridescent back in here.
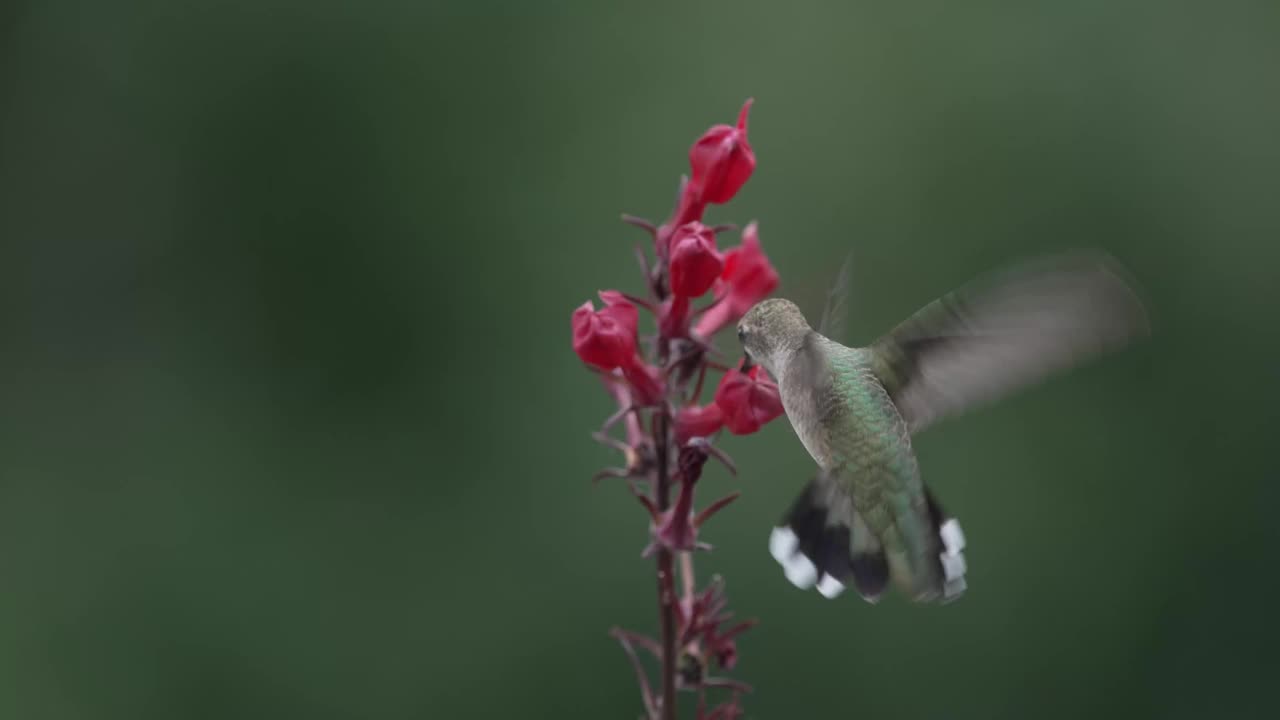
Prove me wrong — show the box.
[816,339,945,601]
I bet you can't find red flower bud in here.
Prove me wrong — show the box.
[689,99,756,205]
[668,222,724,298]
[675,403,725,446]
[713,362,783,435]
[571,291,639,369]
[694,222,779,338]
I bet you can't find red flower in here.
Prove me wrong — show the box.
[659,294,692,339]
[689,99,756,204]
[694,222,779,338]
[669,222,724,298]
[713,362,783,435]
[572,291,639,369]
[675,403,725,446]
[620,360,664,408]
[656,176,708,259]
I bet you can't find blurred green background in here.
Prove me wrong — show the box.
[2,1,1278,718]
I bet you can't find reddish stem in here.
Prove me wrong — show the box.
[690,362,709,405]
[680,552,696,609]
[652,409,678,720]
[623,214,658,235]
[622,292,658,313]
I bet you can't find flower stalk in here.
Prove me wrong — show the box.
[573,99,782,719]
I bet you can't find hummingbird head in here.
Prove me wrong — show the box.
[736,298,812,377]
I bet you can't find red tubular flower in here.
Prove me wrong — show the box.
[620,360,664,407]
[675,403,725,446]
[669,222,724,298]
[572,291,639,369]
[689,99,756,204]
[656,176,708,259]
[694,222,779,338]
[659,294,692,339]
[713,362,784,435]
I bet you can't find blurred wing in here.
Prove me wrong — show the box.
[817,251,853,344]
[869,250,1150,434]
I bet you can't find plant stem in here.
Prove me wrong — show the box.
[680,552,696,607]
[653,409,678,720]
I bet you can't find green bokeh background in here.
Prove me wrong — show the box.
[2,2,1278,718]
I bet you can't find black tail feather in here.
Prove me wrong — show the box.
[770,476,889,602]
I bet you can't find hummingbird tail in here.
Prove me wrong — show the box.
[768,477,970,604]
[924,488,968,603]
[768,476,889,602]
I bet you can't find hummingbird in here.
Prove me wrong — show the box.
[735,250,1149,603]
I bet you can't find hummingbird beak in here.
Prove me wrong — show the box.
[740,354,755,372]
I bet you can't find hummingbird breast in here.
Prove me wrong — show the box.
[778,374,840,469]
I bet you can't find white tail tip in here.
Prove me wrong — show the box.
[940,519,965,555]
[769,526,798,563]
[783,554,818,588]
[940,551,967,581]
[816,574,846,598]
[770,526,818,588]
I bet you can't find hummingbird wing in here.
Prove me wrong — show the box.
[868,250,1149,434]
[817,251,854,344]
